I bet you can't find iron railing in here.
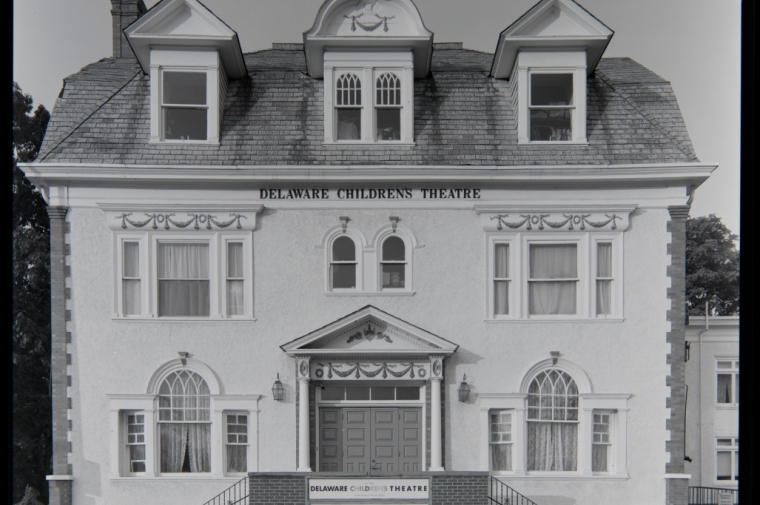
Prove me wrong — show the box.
[202,476,248,505]
[688,486,738,505]
[489,477,538,505]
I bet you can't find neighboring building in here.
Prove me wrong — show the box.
[685,316,740,490]
[20,0,716,504]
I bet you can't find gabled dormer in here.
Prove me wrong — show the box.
[491,0,613,144]
[124,0,247,144]
[304,0,434,145]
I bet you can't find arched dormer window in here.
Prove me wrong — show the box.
[526,369,579,471]
[376,73,401,141]
[331,236,358,289]
[381,235,406,288]
[336,73,362,140]
[158,370,212,473]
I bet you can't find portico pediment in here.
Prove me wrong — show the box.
[280,305,458,358]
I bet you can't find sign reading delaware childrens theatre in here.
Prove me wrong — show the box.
[259,188,481,200]
[309,478,430,500]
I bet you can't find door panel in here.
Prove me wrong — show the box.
[371,408,398,473]
[320,408,343,472]
[399,408,422,472]
[344,408,370,472]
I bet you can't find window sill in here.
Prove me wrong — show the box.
[110,476,242,482]
[149,140,220,146]
[484,318,624,323]
[324,291,415,297]
[323,141,416,147]
[112,316,257,323]
[493,473,629,481]
[518,140,589,146]
[715,404,739,410]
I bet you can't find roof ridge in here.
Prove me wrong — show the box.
[595,68,696,160]
[39,68,142,162]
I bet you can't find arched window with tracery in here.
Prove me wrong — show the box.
[331,236,357,289]
[158,370,211,473]
[526,369,579,471]
[375,72,401,140]
[336,73,362,140]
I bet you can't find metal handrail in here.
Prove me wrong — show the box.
[688,486,738,505]
[202,476,249,505]
[489,477,538,505]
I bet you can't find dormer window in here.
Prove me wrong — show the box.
[161,71,208,141]
[336,74,362,141]
[376,73,401,141]
[529,73,573,142]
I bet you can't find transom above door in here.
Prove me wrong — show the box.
[320,407,422,473]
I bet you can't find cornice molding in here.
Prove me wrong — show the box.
[477,206,636,232]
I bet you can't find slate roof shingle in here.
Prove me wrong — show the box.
[38,48,699,165]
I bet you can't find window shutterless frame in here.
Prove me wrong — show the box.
[528,72,574,142]
[375,72,402,141]
[160,70,209,141]
[715,359,739,406]
[715,437,739,483]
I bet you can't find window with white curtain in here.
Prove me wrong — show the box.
[125,412,146,474]
[490,410,513,472]
[381,236,406,289]
[225,413,248,473]
[596,243,612,316]
[122,242,141,316]
[226,242,244,316]
[527,369,579,471]
[493,244,510,316]
[716,437,738,482]
[336,73,362,140]
[716,359,739,405]
[592,411,613,472]
[158,243,210,317]
[158,370,211,473]
[528,244,578,315]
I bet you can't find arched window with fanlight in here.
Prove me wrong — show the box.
[526,369,579,471]
[380,235,406,289]
[331,236,357,289]
[336,73,362,140]
[158,370,211,473]
[375,72,401,141]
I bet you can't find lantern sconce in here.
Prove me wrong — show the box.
[339,216,350,233]
[178,352,189,366]
[550,351,560,366]
[458,374,470,403]
[272,373,284,401]
[389,216,400,233]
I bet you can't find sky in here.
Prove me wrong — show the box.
[13,0,741,236]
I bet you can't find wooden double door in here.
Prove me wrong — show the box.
[319,407,422,473]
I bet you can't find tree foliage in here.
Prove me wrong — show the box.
[686,214,739,316]
[12,82,52,504]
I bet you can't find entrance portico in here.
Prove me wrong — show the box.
[280,305,459,473]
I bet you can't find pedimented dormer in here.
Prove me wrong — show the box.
[491,0,613,145]
[305,0,433,145]
[125,0,247,144]
[281,305,458,365]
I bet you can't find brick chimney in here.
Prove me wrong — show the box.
[111,0,147,59]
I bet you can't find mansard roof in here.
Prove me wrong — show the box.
[37,46,697,165]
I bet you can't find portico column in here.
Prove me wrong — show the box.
[296,357,312,472]
[430,376,444,471]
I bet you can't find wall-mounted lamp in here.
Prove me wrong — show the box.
[178,352,189,366]
[339,216,350,233]
[389,216,400,233]
[458,374,470,403]
[550,351,560,366]
[272,373,284,401]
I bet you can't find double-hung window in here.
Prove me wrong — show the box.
[336,74,362,141]
[381,236,406,289]
[490,410,513,472]
[125,413,146,474]
[226,242,244,316]
[716,360,739,405]
[592,411,612,473]
[528,244,578,315]
[225,413,248,473]
[529,73,573,141]
[493,244,510,316]
[158,242,210,317]
[375,73,401,141]
[595,243,613,316]
[122,242,141,316]
[716,437,739,482]
[161,71,208,141]
[330,236,358,289]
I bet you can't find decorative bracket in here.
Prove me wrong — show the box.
[178,352,189,367]
[389,216,399,233]
[339,216,350,233]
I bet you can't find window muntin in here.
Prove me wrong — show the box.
[336,74,362,140]
[529,73,573,142]
[716,437,739,482]
[162,71,208,141]
[158,370,211,473]
[375,73,401,141]
[225,413,248,473]
[381,236,406,288]
[528,244,578,315]
[596,243,613,316]
[527,369,579,471]
[157,243,210,317]
[592,411,612,472]
[226,242,244,316]
[717,360,739,405]
[330,236,357,289]
[319,385,421,402]
[490,410,513,472]
[122,242,141,316]
[494,244,510,315]
[126,413,146,473]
